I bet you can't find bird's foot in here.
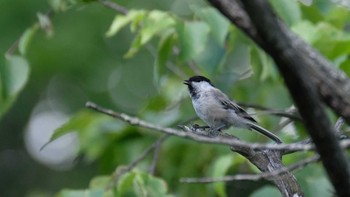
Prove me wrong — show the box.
[208,128,221,137]
[192,124,210,130]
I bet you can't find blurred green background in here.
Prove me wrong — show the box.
[1,0,350,196]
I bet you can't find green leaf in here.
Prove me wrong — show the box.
[37,12,54,37]
[56,189,87,197]
[133,173,147,197]
[325,6,350,29]
[251,47,277,81]
[42,110,126,161]
[177,21,210,61]
[211,155,235,197]
[56,188,111,197]
[216,31,252,91]
[48,0,78,12]
[18,25,39,55]
[291,21,319,44]
[115,171,172,197]
[140,10,176,45]
[2,56,30,97]
[117,171,137,196]
[312,22,350,59]
[89,176,110,189]
[251,186,281,197]
[0,56,30,118]
[42,110,95,149]
[106,10,146,37]
[124,10,176,58]
[153,29,176,85]
[269,0,301,26]
[196,7,230,45]
[133,172,170,197]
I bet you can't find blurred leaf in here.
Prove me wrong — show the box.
[56,189,87,197]
[196,7,230,45]
[48,0,78,12]
[270,0,301,26]
[325,6,350,29]
[0,56,30,118]
[133,171,171,197]
[56,188,112,197]
[43,110,96,147]
[296,164,332,197]
[340,58,350,77]
[43,110,127,160]
[37,12,54,37]
[124,10,176,58]
[211,154,235,197]
[89,176,110,189]
[194,38,226,74]
[117,171,137,197]
[291,20,319,44]
[250,47,277,81]
[216,31,252,91]
[251,186,280,197]
[140,11,176,45]
[177,21,210,61]
[300,4,324,23]
[313,23,350,60]
[106,10,146,37]
[18,25,39,55]
[153,30,176,85]
[298,0,312,6]
[293,21,350,60]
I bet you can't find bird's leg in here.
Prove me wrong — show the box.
[207,125,226,137]
[188,124,210,136]
[192,124,210,130]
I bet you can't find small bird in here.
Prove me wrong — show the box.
[184,75,282,144]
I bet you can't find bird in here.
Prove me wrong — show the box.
[184,75,282,144]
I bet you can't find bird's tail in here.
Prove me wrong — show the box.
[248,123,283,144]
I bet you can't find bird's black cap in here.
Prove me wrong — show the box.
[184,76,212,85]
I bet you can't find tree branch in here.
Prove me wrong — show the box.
[180,155,319,183]
[86,101,350,152]
[238,1,350,196]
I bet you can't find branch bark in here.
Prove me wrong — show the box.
[206,0,350,196]
[208,0,350,123]
[181,155,319,183]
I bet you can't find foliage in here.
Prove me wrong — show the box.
[1,0,350,196]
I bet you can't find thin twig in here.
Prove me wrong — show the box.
[98,0,128,15]
[188,60,202,76]
[150,134,169,174]
[180,155,320,183]
[86,101,350,152]
[335,117,344,132]
[238,103,301,121]
[272,118,294,133]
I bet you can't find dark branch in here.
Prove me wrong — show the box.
[238,1,350,196]
[180,155,319,183]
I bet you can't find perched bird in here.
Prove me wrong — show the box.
[184,75,282,144]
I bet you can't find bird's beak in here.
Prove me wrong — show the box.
[184,80,189,85]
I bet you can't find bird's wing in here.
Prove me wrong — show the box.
[213,89,257,123]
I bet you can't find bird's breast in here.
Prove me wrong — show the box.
[192,94,228,128]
